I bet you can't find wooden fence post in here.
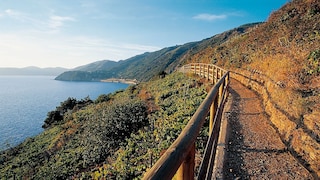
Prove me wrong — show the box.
[144,64,229,180]
[176,143,195,180]
[224,73,229,99]
[212,66,215,84]
[207,65,210,80]
[219,80,224,104]
[209,95,218,135]
[216,67,219,83]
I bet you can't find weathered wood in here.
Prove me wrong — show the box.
[143,64,229,180]
[176,143,195,180]
[143,80,222,179]
[198,80,229,179]
[207,65,210,80]
[209,96,218,135]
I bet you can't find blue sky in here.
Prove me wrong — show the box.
[0,0,288,68]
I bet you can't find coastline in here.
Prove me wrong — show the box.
[0,76,128,151]
[101,78,138,85]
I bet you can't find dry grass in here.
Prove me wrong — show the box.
[181,0,320,176]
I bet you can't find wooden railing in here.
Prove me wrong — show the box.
[143,63,229,180]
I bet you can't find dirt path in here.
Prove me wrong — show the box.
[223,79,313,179]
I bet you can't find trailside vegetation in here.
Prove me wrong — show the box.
[2,0,318,177]
[185,0,320,176]
[0,72,209,179]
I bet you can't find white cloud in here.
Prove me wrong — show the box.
[4,9,24,20]
[193,13,227,21]
[62,36,160,60]
[80,1,96,8]
[5,9,15,15]
[1,9,76,33]
[48,15,75,29]
[1,9,47,31]
[122,43,160,52]
[0,32,160,68]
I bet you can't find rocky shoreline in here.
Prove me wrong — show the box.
[101,78,138,85]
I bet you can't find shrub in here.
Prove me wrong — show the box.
[81,98,148,167]
[43,97,93,128]
[306,49,320,75]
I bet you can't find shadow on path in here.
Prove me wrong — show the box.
[222,79,313,179]
[223,85,250,179]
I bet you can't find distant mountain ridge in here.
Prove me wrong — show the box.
[55,23,261,82]
[0,66,69,76]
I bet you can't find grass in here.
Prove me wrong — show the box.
[0,72,209,179]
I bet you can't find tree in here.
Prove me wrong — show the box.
[42,110,63,128]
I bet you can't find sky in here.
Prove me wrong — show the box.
[0,0,289,68]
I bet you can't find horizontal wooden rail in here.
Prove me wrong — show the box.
[197,80,229,179]
[143,63,229,180]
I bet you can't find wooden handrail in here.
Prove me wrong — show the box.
[143,63,229,180]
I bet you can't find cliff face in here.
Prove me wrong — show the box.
[187,0,320,176]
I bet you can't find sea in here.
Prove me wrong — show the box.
[0,75,128,151]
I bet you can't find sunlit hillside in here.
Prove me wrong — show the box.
[0,72,210,179]
[186,0,320,176]
[1,0,319,178]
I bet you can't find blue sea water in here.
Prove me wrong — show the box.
[0,76,128,150]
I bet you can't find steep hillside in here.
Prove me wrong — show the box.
[55,23,259,82]
[73,60,118,72]
[187,0,320,177]
[2,0,318,178]
[0,72,209,179]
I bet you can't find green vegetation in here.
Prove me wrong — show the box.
[306,49,320,75]
[43,97,93,128]
[55,24,256,82]
[2,0,319,177]
[90,73,209,179]
[0,72,209,179]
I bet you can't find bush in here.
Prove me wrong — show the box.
[43,97,93,128]
[306,49,320,75]
[90,72,208,179]
[94,94,112,104]
[81,98,148,167]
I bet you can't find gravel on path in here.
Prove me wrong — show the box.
[223,79,313,179]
